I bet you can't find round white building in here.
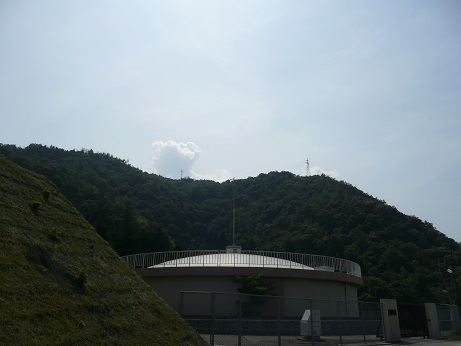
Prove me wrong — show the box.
[124,245,363,318]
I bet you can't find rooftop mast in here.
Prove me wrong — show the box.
[226,178,241,253]
[232,178,235,245]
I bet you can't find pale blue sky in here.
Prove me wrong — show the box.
[1,1,460,241]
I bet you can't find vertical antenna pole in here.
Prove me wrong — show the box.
[306,158,310,177]
[233,178,235,245]
[451,252,460,306]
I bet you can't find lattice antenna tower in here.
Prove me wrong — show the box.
[306,158,311,177]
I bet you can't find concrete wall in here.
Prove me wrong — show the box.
[145,275,241,315]
[281,278,359,317]
[140,267,362,318]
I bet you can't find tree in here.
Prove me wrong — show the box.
[233,274,275,317]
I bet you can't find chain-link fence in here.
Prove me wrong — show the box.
[180,291,383,346]
[437,304,461,337]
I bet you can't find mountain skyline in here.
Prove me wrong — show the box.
[1,1,460,241]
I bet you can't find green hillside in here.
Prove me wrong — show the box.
[1,143,460,304]
[0,155,206,345]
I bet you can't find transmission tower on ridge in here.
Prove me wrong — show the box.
[306,158,311,177]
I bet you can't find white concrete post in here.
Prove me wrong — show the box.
[380,299,401,343]
[425,303,441,339]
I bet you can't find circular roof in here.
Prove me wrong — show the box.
[150,253,314,270]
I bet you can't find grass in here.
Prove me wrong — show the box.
[445,334,461,341]
[0,155,207,345]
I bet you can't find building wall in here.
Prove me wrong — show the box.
[281,278,359,317]
[143,271,360,318]
[144,275,241,315]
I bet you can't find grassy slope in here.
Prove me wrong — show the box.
[0,155,206,345]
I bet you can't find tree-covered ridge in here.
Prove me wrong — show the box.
[0,144,177,255]
[1,143,460,304]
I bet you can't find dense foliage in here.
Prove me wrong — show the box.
[1,143,460,304]
[233,274,275,317]
[0,154,206,345]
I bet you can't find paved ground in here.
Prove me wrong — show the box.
[391,338,461,346]
[203,335,461,346]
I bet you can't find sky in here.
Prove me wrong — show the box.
[1,1,460,242]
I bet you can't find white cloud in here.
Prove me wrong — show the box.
[151,140,233,181]
[152,140,201,179]
[311,166,339,178]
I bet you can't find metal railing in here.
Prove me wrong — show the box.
[123,250,361,277]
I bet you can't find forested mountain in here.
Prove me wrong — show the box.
[1,143,460,304]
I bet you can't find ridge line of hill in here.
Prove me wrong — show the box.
[1,143,460,304]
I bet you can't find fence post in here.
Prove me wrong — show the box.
[278,296,282,346]
[361,301,366,343]
[179,291,184,316]
[449,305,461,334]
[338,300,343,346]
[238,294,242,346]
[309,299,314,346]
[211,292,215,346]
